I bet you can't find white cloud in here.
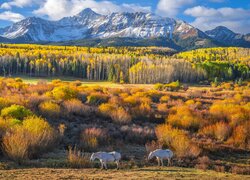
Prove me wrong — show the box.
[184,6,250,34]
[0,11,25,22]
[33,0,151,20]
[0,0,34,9]
[156,0,195,17]
[1,3,12,9]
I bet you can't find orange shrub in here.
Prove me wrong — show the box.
[220,82,234,90]
[155,124,200,157]
[160,95,170,103]
[123,95,140,106]
[210,101,249,125]
[157,103,168,114]
[62,99,89,116]
[98,103,117,117]
[227,122,250,149]
[111,107,132,124]
[133,103,152,118]
[199,122,231,141]
[167,106,202,130]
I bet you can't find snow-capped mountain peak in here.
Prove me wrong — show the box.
[77,8,101,17]
[0,8,249,49]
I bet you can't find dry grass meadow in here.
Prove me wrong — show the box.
[1,167,249,180]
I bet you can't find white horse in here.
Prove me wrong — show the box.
[90,151,121,170]
[148,149,174,166]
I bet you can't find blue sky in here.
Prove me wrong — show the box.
[0,0,249,33]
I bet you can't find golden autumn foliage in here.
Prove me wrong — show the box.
[0,76,249,166]
[199,122,231,141]
[167,105,202,130]
[39,101,60,118]
[2,116,56,162]
[52,86,78,100]
[155,124,200,157]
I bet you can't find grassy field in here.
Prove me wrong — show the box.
[1,75,155,88]
[0,167,249,180]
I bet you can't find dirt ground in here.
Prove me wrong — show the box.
[0,167,249,180]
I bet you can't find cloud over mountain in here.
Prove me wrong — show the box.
[33,0,151,20]
[185,6,250,34]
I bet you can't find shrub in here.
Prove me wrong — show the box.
[121,125,155,144]
[146,90,162,103]
[111,107,132,124]
[187,89,203,98]
[157,103,168,114]
[160,95,170,103]
[199,122,231,141]
[87,92,108,105]
[39,101,60,118]
[0,98,11,111]
[1,105,32,120]
[52,86,77,100]
[133,103,152,119]
[155,124,200,157]
[2,127,30,162]
[80,127,108,151]
[67,146,91,168]
[164,81,181,91]
[123,95,140,106]
[0,117,21,138]
[210,102,249,125]
[195,156,211,170]
[231,165,250,175]
[62,99,88,116]
[27,84,53,95]
[2,116,56,162]
[98,103,117,117]
[27,94,50,111]
[154,83,164,91]
[227,122,250,149]
[167,106,202,130]
[145,141,162,153]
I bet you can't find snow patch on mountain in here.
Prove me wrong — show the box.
[0,9,183,42]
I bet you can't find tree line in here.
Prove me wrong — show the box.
[0,44,249,83]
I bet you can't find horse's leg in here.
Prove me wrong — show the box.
[116,161,119,170]
[104,161,108,170]
[167,158,170,166]
[156,157,160,166]
[161,159,164,167]
[100,161,103,170]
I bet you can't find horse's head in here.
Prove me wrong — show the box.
[148,152,154,160]
[90,153,96,161]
